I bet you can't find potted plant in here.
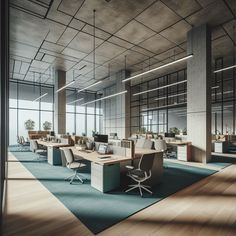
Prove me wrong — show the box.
[24,119,35,131]
[169,127,180,135]
[43,121,52,131]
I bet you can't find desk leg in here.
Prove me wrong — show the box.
[91,162,120,193]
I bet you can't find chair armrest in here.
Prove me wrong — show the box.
[126,165,134,170]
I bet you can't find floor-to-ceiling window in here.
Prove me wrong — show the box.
[212,57,236,135]
[130,69,187,135]
[66,88,103,136]
[9,81,54,145]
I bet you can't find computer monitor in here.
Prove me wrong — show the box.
[165,132,175,138]
[94,134,108,143]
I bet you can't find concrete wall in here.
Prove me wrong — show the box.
[54,70,66,134]
[187,25,212,163]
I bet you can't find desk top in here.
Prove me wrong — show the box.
[37,140,71,148]
[60,147,162,165]
[166,141,191,145]
[61,147,131,165]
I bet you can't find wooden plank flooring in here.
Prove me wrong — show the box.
[3,152,236,236]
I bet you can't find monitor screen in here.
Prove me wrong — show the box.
[94,134,108,143]
[165,133,175,138]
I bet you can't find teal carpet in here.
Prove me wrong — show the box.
[10,151,218,234]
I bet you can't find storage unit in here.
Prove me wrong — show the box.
[47,147,62,165]
[214,142,228,153]
[177,144,191,162]
[91,162,120,193]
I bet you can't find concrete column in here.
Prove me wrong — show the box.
[187,24,212,163]
[54,70,66,135]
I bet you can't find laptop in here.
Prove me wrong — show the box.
[97,144,108,154]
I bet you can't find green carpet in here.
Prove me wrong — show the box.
[10,151,217,234]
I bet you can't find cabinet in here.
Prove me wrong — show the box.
[177,144,191,161]
[91,162,120,192]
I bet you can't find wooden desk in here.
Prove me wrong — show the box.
[166,141,192,161]
[70,147,131,165]
[61,147,163,192]
[37,140,71,165]
[61,147,128,192]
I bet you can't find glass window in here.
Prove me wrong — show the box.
[76,113,85,135]
[9,82,17,108]
[18,83,40,110]
[41,111,53,131]
[9,109,17,145]
[18,110,39,139]
[66,113,75,135]
[87,115,95,137]
[41,86,53,111]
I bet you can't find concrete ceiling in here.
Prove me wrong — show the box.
[9,0,236,91]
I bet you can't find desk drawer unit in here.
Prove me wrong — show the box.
[91,162,120,193]
[177,145,191,161]
[47,147,62,165]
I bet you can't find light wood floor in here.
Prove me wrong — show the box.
[3,152,236,236]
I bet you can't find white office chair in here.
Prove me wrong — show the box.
[30,140,47,160]
[143,139,154,149]
[155,139,168,158]
[135,139,154,149]
[135,139,146,148]
[125,153,155,197]
[63,148,86,184]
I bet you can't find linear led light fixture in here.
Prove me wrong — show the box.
[214,65,236,73]
[67,98,84,105]
[33,93,48,102]
[154,92,186,101]
[77,80,102,93]
[133,80,187,96]
[55,80,75,93]
[211,86,219,89]
[142,102,187,112]
[81,90,127,106]
[212,90,233,96]
[122,54,193,83]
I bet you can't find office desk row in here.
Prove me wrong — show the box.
[36,140,163,193]
[37,140,71,165]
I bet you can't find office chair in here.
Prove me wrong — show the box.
[135,139,154,149]
[20,136,30,145]
[30,140,47,160]
[17,136,29,151]
[143,139,154,149]
[125,153,155,197]
[135,139,145,148]
[155,139,168,158]
[63,148,86,184]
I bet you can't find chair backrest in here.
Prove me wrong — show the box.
[31,140,39,151]
[135,139,145,148]
[138,153,155,173]
[63,148,75,165]
[20,136,25,144]
[155,139,167,152]
[143,140,154,149]
[17,136,21,144]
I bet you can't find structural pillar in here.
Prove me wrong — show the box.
[54,70,66,135]
[187,24,212,163]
